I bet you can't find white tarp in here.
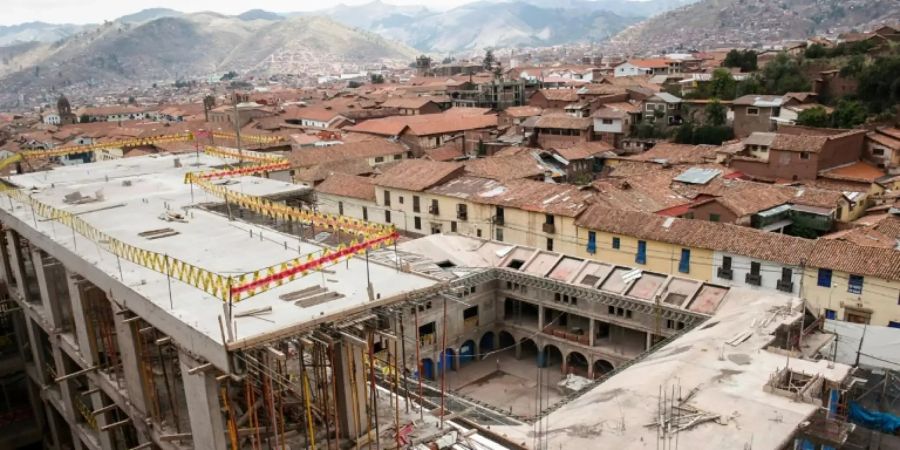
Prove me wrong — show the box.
[824,320,900,372]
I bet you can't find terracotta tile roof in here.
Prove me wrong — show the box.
[346,111,497,137]
[443,178,595,217]
[288,140,406,168]
[821,226,897,249]
[576,207,814,266]
[592,179,688,212]
[380,97,439,110]
[315,173,376,201]
[591,108,627,119]
[424,142,465,162]
[708,180,845,216]
[344,118,408,136]
[628,143,718,165]
[807,239,900,280]
[819,161,886,183]
[770,130,866,153]
[493,146,533,157]
[554,141,613,161]
[405,113,497,136]
[293,159,373,184]
[374,159,464,192]
[626,58,672,69]
[284,106,344,123]
[529,115,592,130]
[503,106,543,118]
[464,153,546,181]
[867,129,900,150]
[536,89,579,102]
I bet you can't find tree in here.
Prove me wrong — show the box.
[127,96,136,104]
[804,44,827,59]
[708,69,737,100]
[760,53,810,94]
[830,100,867,128]
[796,106,830,127]
[840,55,866,78]
[482,49,496,71]
[347,80,362,88]
[369,73,385,84]
[220,70,238,81]
[856,55,900,113]
[79,114,90,123]
[723,49,758,72]
[705,100,727,126]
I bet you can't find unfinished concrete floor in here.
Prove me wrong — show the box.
[444,348,564,419]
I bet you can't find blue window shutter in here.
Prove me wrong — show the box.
[848,275,864,294]
[825,309,836,320]
[636,240,646,264]
[678,249,690,273]
[587,231,596,254]
[612,237,620,249]
[888,321,900,329]
[817,268,832,287]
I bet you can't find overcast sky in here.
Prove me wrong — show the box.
[2,0,477,26]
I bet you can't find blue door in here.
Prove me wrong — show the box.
[421,358,434,380]
[459,340,475,366]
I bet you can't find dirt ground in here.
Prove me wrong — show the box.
[444,348,564,418]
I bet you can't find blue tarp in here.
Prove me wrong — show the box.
[849,401,900,434]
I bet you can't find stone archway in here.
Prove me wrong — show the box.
[543,344,563,372]
[592,359,615,379]
[566,351,589,377]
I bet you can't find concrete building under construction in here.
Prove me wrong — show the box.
[0,147,862,450]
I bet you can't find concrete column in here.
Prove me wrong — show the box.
[88,385,115,449]
[179,351,227,450]
[0,229,14,285]
[6,230,31,301]
[645,332,653,351]
[332,338,368,439]
[65,273,94,360]
[32,249,66,329]
[588,319,595,347]
[514,340,522,359]
[51,345,86,450]
[538,305,545,330]
[110,301,149,415]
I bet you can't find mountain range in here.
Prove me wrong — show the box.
[0,13,416,107]
[611,0,900,54]
[0,0,697,51]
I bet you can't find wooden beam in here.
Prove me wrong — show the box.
[54,366,98,383]
[100,418,131,432]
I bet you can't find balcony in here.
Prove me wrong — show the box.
[586,242,596,254]
[542,324,589,346]
[457,210,468,221]
[745,273,762,286]
[494,215,504,226]
[717,267,733,280]
[542,223,556,234]
[777,279,794,293]
[428,204,439,215]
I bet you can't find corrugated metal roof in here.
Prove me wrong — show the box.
[673,167,721,185]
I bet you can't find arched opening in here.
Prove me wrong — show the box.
[438,348,456,373]
[567,352,589,377]
[459,340,476,366]
[543,344,563,372]
[498,331,515,350]
[592,359,614,379]
[479,331,495,354]
[420,358,435,380]
[520,338,539,365]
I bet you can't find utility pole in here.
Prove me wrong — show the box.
[231,89,243,163]
[854,323,868,367]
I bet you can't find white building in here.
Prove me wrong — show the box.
[711,251,803,296]
[42,113,61,125]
